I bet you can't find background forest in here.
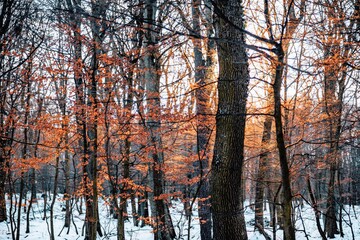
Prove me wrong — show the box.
[0,0,360,239]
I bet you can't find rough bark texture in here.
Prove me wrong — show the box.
[211,0,249,239]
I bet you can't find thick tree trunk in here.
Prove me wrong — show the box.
[211,0,249,239]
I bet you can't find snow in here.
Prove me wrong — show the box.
[1,195,359,239]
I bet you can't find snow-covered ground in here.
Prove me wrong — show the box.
[0,194,359,239]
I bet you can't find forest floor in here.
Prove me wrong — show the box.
[0,194,359,239]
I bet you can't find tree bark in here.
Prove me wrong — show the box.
[83,1,109,238]
[16,77,31,240]
[320,4,351,234]
[273,47,296,240]
[0,158,6,222]
[255,115,272,229]
[50,152,60,240]
[191,0,216,239]
[26,125,41,233]
[211,0,249,239]
[0,0,31,223]
[143,1,174,239]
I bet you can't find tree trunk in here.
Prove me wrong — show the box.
[255,115,272,229]
[307,176,327,239]
[0,0,26,223]
[273,48,296,240]
[143,0,174,239]
[50,153,60,240]
[26,126,41,233]
[191,0,214,239]
[138,191,149,228]
[211,0,249,239]
[16,69,33,240]
[0,162,6,222]
[0,132,12,223]
[131,193,139,226]
[121,136,131,220]
[322,40,346,238]
[84,1,108,237]
[325,162,338,238]
[64,145,71,228]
